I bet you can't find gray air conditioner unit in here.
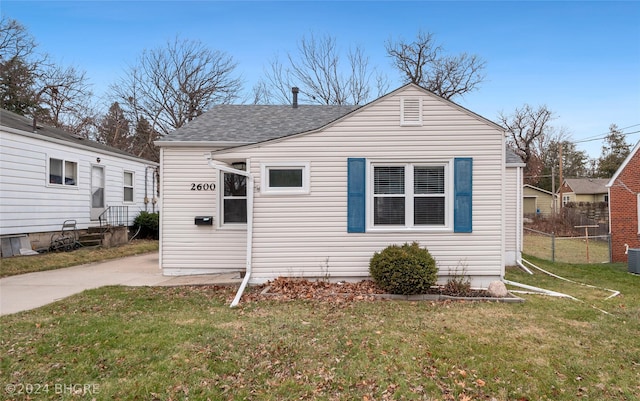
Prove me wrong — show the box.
[629,249,640,274]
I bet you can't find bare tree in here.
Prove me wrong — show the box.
[1,17,95,135]
[386,30,486,99]
[0,17,39,63]
[37,64,96,137]
[261,33,388,105]
[1,17,40,114]
[110,36,242,136]
[499,104,555,185]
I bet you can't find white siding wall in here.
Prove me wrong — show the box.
[504,166,522,266]
[159,147,246,274]
[0,129,156,235]
[160,87,507,287]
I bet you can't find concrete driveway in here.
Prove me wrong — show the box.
[0,252,241,316]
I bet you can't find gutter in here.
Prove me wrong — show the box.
[206,155,254,308]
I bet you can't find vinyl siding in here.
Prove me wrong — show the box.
[0,129,155,235]
[159,147,246,273]
[504,166,521,265]
[162,87,506,287]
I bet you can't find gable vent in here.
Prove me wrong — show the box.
[401,97,423,126]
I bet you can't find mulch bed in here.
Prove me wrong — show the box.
[245,277,503,303]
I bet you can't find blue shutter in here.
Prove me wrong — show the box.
[347,158,366,233]
[454,158,473,233]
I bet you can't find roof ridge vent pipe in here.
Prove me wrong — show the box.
[206,154,254,308]
[292,87,299,108]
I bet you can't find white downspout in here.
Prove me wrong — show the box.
[206,156,254,308]
[516,165,523,268]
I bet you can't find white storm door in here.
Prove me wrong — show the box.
[91,165,105,220]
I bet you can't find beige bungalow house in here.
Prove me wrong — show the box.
[155,84,524,297]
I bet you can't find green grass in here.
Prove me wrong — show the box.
[1,256,638,400]
[0,240,158,278]
[524,233,610,264]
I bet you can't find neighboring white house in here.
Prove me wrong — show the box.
[0,109,158,253]
[155,84,523,289]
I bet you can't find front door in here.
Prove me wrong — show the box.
[90,165,105,221]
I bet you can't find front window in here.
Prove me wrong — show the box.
[371,162,448,229]
[124,171,134,202]
[222,168,247,224]
[261,162,310,194]
[49,158,77,186]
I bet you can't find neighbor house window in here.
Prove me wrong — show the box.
[221,165,247,225]
[563,195,571,206]
[370,162,448,229]
[123,171,134,202]
[49,158,77,186]
[261,162,310,194]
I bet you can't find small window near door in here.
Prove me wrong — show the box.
[49,158,77,186]
[261,162,310,194]
[222,171,247,224]
[124,171,134,202]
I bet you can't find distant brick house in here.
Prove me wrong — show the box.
[607,141,640,263]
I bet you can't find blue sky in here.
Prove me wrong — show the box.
[3,0,640,158]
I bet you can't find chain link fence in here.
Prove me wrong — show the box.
[523,227,611,264]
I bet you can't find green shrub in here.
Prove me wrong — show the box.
[369,242,437,295]
[133,211,159,239]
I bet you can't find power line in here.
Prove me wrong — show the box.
[574,125,640,143]
[574,129,640,144]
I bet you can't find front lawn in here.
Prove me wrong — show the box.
[1,256,638,400]
[0,240,158,278]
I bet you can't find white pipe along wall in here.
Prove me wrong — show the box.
[206,156,254,308]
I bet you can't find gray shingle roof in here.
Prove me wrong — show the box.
[161,104,360,143]
[564,178,609,194]
[1,109,155,163]
[506,148,524,164]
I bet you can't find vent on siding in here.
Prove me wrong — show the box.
[401,98,422,126]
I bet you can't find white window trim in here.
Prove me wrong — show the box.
[400,97,423,126]
[217,167,248,230]
[123,170,135,203]
[260,162,310,195]
[366,159,453,232]
[47,156,79,188]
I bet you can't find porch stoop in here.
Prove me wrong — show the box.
[78,226,105,247]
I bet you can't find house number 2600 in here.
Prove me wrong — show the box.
[191,183,216,191]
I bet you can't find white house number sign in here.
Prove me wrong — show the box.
[190,183,216,191]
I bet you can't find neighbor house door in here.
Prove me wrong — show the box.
[91,165,105,221]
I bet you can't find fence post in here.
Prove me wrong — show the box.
[551,232,555,262]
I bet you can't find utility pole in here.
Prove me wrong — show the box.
[558,143,564,210]
[551,166,556,215]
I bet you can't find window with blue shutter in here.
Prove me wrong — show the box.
[454,157,473,233]
[347,158,366,233]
